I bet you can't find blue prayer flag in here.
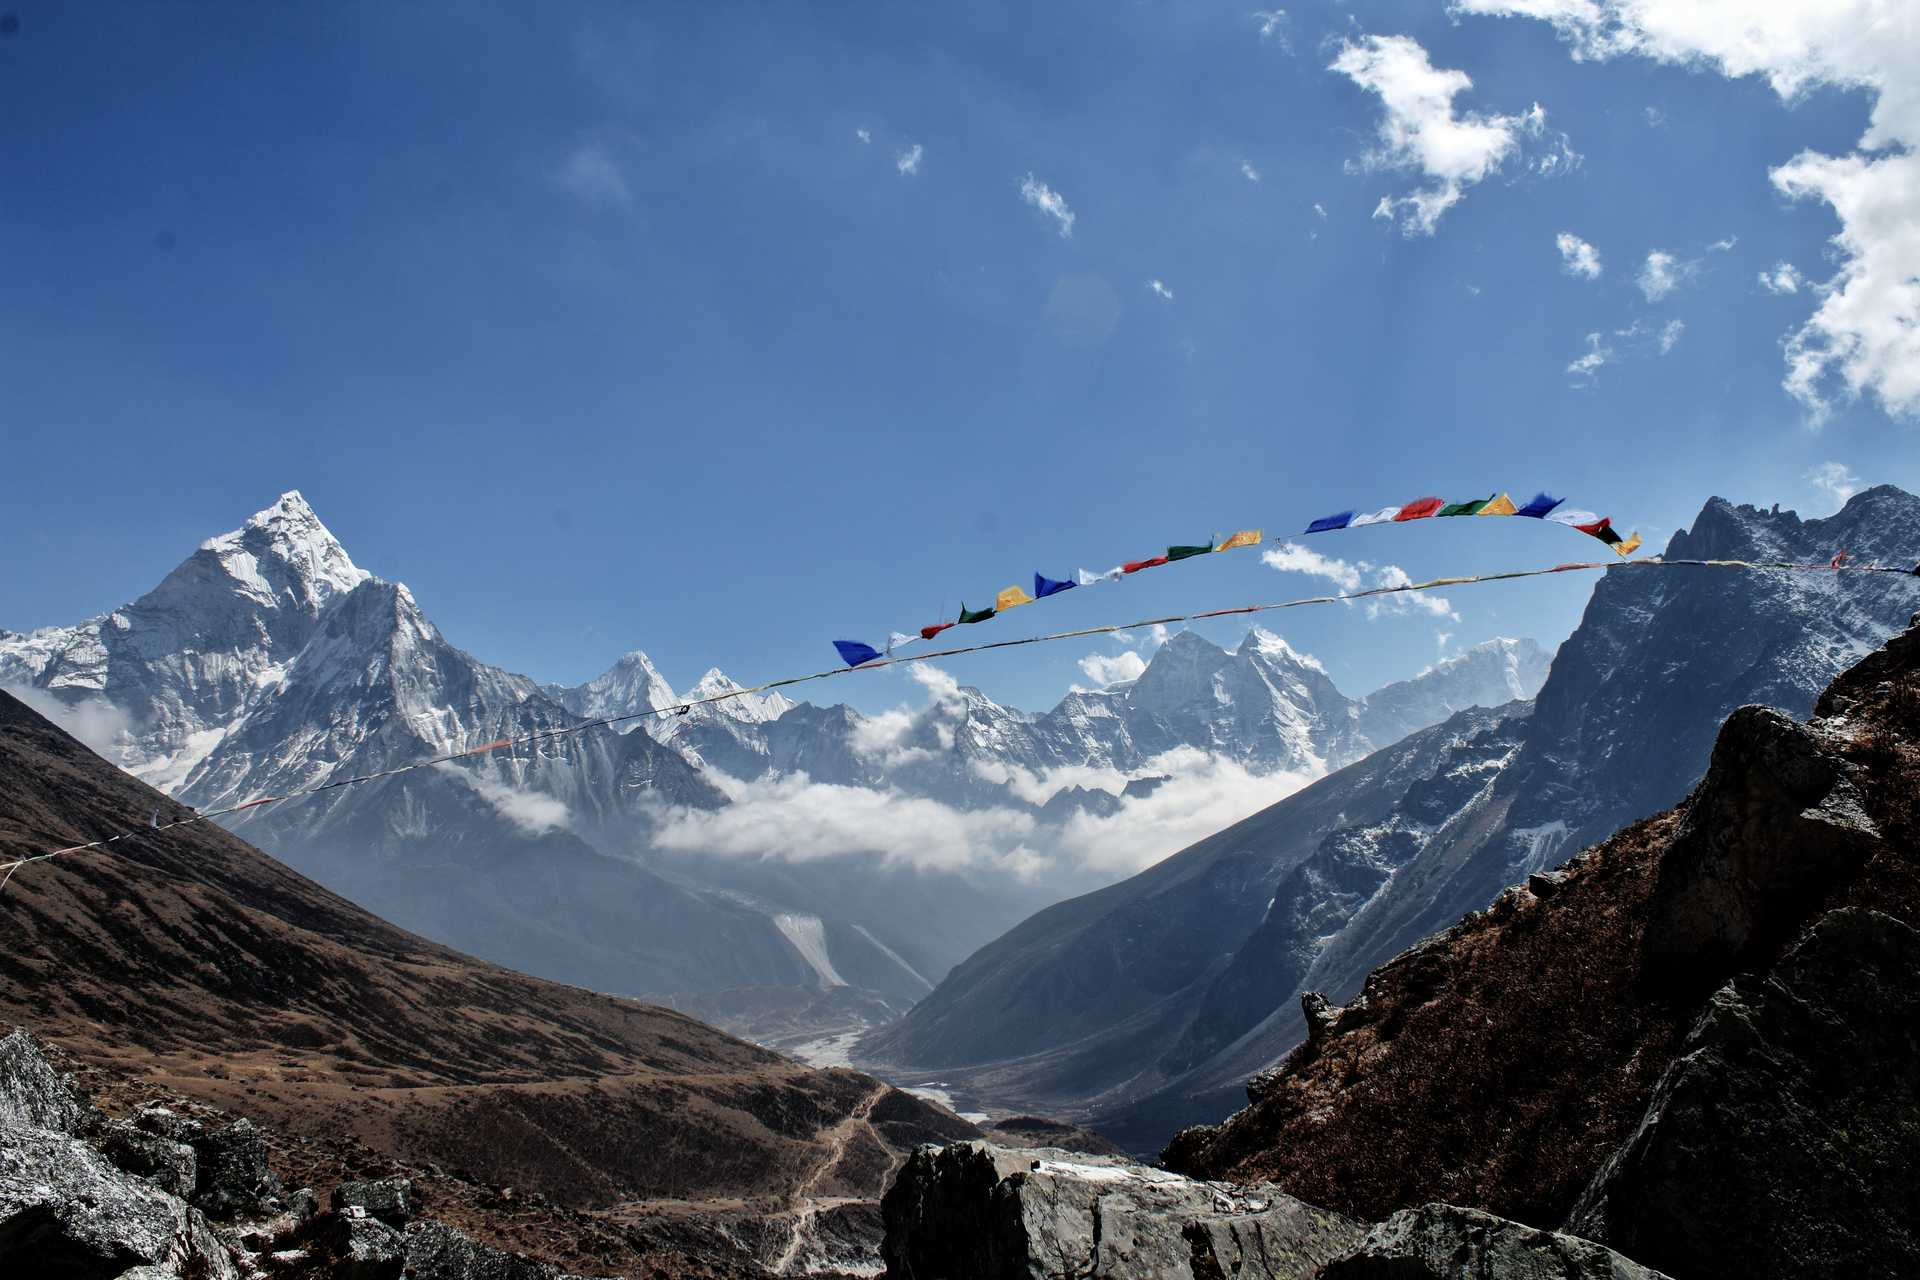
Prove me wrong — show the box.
[1516,492,1564,519]
[1304,511,1355,534]
[833,639,883,667]
[1034,573,1077,599]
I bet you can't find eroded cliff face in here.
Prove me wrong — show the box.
[1159,610,1920,1278]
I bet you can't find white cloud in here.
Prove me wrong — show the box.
[1313,202,1328,219]
[1078,650,1148,688]
[846,664,965,767]
[4,685,132,758]
[648,749,1313,881]
[1567,332,1612,381]
[1241,160,1262,182]
[1759,262,1805,294]
[1659,317,1685,353]
[1708,234,1739,252]
[443,766,571,836]
[1331,35,1575,236]
[554,144,632,209]
[896,143,923,176]
[1807,460,1861,512]
[1644,105,1667,127]
[1252,9,1291,47]
[1637,249,1694,301]
[1557,231,1603,278]
[1261,542,1457,620]
[855,128,871,144]
[1020,174,1076,238]
[1452,0,1920,420]
[1147,278,1175,301]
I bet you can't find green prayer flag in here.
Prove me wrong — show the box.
[1437,496,1496,517]
[1166,543,1213,561]
[957,602,996,624]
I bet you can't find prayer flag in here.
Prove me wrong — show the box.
[1545,509,1601,527]
[834,640,883,667]
[1077,567,1124,586]
[1477,494,1518,517]
[1166,543,1213,562]
[996,585,1035,611]
[958,602,996,624]
[1830,550,1850,569]
[1214,529,1262,552]
[1123,556,1169,573]
[1615,532,1643,557]
[1572,516,1612,537]
[1035,573,1077,598]
[1350,506,1402,526]
[1516,492,1564,519]
[1394,497,1444,521]
[885,632,918,654]
[1437,496,1496,517]
[920,622,955,641]
[1305,512,1355,534]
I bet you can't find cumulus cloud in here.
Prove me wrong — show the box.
[1557,231,1603,278]
[648,749,1313,881]
[1020,174,1076,238]
[896,143,923,176]
[1452,0,1920,420]
[442,766,571,836]
[1637,249,1695,301]
[4,686,132,758]
[1331,34,1576,236]
[847,664,965,767]
[1759,262,1804,294]
[554,144,632,209]
[1262,541,1456,620]
[1808,461,1862,512]
[1146,279,1175,301]
[1078,650,1148,688]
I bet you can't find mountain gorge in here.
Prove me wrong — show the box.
[861,487,1920,1152]
[0,492,1544,1042]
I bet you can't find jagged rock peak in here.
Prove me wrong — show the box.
[1238,626,1327,673]
[192,490,369,607]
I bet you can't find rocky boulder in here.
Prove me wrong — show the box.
[332,1176,413,1227]
[1571,908,1920,1278]
[1322,1203,1671,1279]
[0,1122,237,1279]
[191,1117,284,1219]
[0,1027,97,1136]
[99,1118,198,1199]
[403,1219,575,1279]
[880,1142,1363,1279]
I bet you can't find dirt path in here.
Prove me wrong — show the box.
[771,1082,894,1276]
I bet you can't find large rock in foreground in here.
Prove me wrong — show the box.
[1322,1203,1671,1279]
[880,1142,1363,1279]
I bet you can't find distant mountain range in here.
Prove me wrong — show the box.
[858,486,1920,1152]
[0,491,1546,1029]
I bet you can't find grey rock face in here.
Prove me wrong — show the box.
[100,1119,197,1199]
[1570,908,1920,1279]
[322,1209,407,1280]
[403,1219,567,1279]
[0,1027,97,1136]
[0,1123,237,1279]
[1322,1203,1671,1279]
[331,1176,414,1227]
[130,1104,203,1145]
[880,1142,1362,1280]
[190,1118,283,1219]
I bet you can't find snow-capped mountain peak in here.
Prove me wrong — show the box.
[1238,626,1329,675]
[684,667,796,723]
[194,490,369,610]
[557,650,679,728]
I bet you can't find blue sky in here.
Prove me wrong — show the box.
[3,0,1915,714]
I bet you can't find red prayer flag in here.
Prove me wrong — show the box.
[920,622,956,641]
[1123,556,1169,574]
[1830,550,1850,569]
[1573,516,1612,536]
[1394,497,1444,521]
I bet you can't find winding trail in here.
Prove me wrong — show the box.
[772,1082,896,1276]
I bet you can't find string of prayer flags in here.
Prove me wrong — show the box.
[1301,492,1638,557]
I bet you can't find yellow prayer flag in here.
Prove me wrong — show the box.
[1214,528,1262,552]
[1614,532,1643,557]
[1476,493,1518,517]
[995,585,1035,610]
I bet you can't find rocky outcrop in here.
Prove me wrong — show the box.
[880,1142,1364,1279]
[1571,908,1920,1278]
[0,1026,97,1136]
[1322,1203,1671,1279]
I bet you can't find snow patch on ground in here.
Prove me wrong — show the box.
[772,912,847,987]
